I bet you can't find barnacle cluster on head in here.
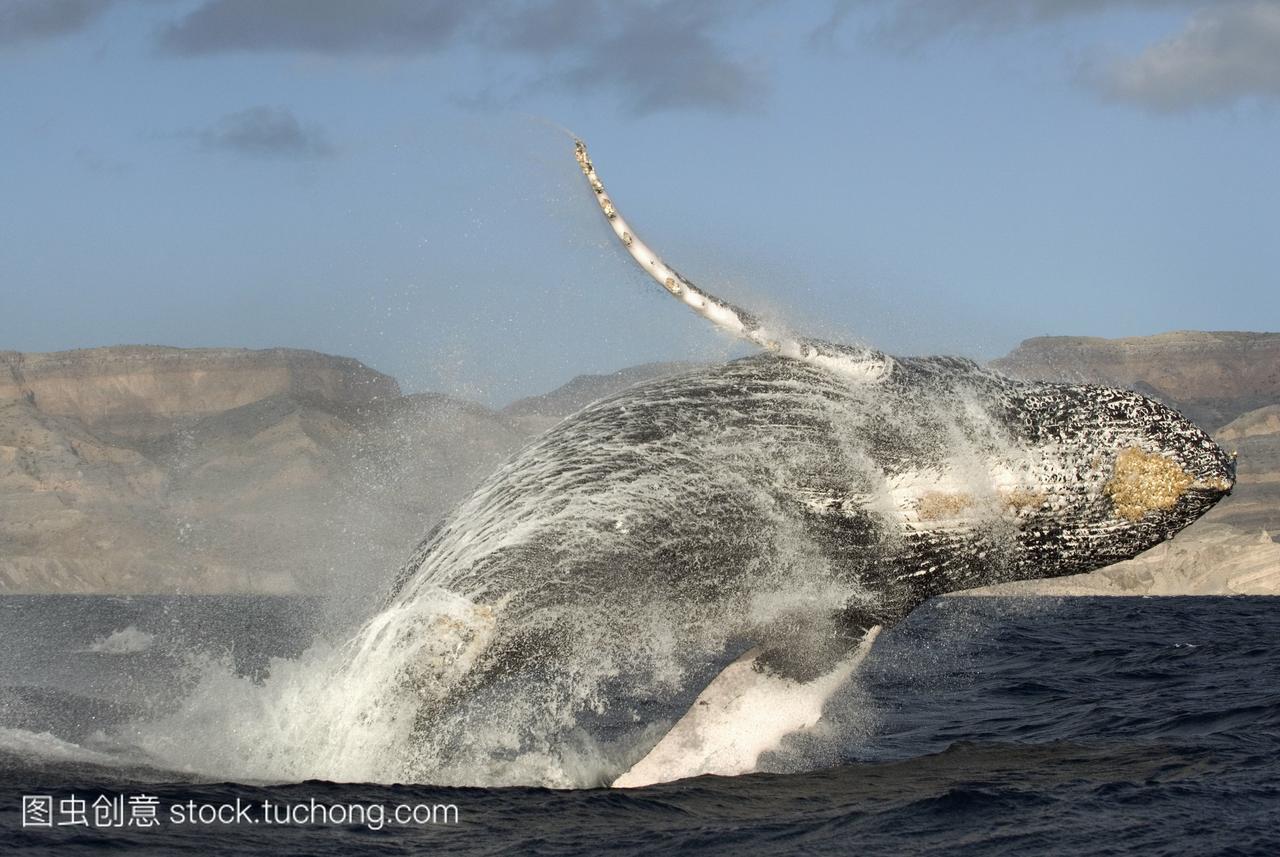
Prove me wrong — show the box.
[1104,446,1193,521]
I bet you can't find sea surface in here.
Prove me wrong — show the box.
[1,594,1276,855]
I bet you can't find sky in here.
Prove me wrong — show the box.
[1,0,1278,404]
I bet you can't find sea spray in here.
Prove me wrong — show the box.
[84,626,156,654]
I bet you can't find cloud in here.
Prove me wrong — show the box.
[197,106,335,158]
[531,1,764,114]
[818,0,1199,50]
[0,0,120,47]
[157,0,766,114]
[485,0,601,55]
[1093,1,1280,110]
[158,0,474,55]
[818,0,1280,113]
[75,146,131,174]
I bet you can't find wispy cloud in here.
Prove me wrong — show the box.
[197,106,335,159]
[75,146,131,174]
[840,0,1197,50]
[1091,1,1280,110]
[18,0,1276,117]
[156,0,767,115]
[0,0,122,47]
[553,2,764,114]
[157,0,474,56]
[818,0,1280,113]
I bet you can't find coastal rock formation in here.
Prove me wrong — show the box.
[991,331,1280,430]
[0,347,522,596]
[0,346,398,440]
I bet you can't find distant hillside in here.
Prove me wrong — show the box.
[0,346,399,440]
[991,331,1280,429]
[0,347,518,598]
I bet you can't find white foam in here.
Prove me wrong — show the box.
[0,727,124,767]
[84,626,155,654]
[125,588,504,785]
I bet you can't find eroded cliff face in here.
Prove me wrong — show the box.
[1210,405,1280,535]
[991,331,1280,430]
[0,346,400,440]
[0,347,521,597]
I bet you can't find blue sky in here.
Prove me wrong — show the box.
[2,1,1278,404]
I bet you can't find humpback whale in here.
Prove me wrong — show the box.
[374,139,1235,788]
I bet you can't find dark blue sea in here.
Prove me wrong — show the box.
[1,595,1276,855]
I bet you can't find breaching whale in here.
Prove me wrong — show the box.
[377,139,1235,788]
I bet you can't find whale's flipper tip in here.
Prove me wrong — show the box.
[611,625,881,788]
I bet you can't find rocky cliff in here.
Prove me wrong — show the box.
[0,348,701,596]
[0,346,399,440]
[991,331,1280,430]
[0,347,520,598]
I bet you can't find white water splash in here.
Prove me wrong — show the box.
[0,727,124,767]
[84,626,155,654]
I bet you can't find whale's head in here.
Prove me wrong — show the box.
[1009,382,1235,570]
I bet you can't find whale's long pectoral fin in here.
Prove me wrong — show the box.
[612,625,882,788]
[573,139,892,384]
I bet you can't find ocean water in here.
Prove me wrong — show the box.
[1,594,1276,855]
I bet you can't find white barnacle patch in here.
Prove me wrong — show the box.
[890,469,979,527]
[1000,488,1047,513]
[888,452,1052,532]
[1104,446,1193,521]
[915,492,975,520]
[574,140,593,175]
